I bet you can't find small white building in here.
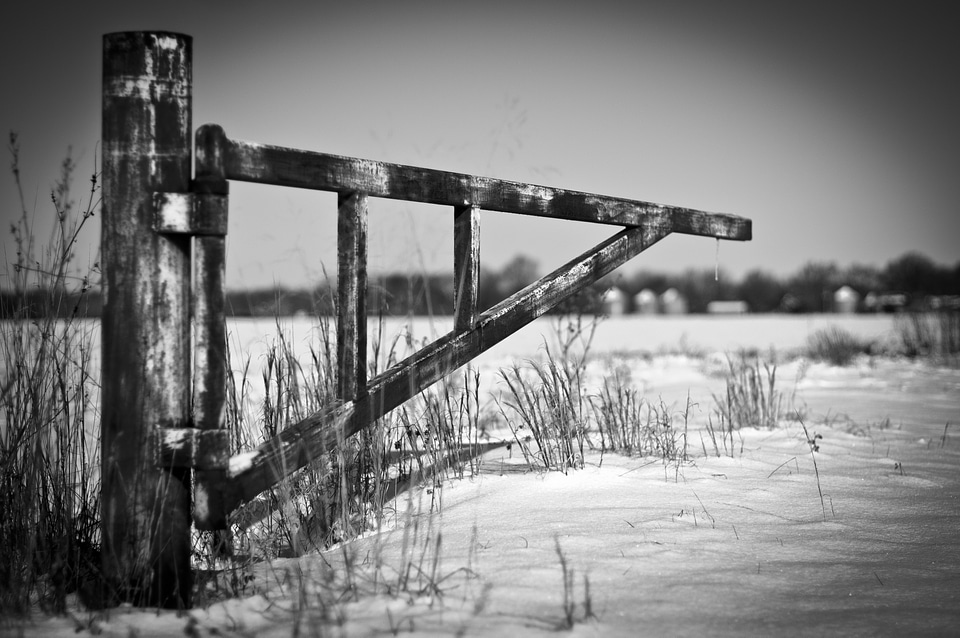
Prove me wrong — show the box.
[601,287,627,316]
[633,289,658,315]
[707,300,749,315]
[833,285,860,314]
[660,288,688,315]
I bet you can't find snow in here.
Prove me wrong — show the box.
[10,315,960,636]
[228,450,260,477]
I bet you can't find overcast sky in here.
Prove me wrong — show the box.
[2,2,958,290]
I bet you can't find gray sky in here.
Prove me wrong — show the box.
[2,1,958,290]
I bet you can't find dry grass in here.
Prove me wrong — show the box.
[495,315,692,471]
[712,352,783,431]
[0,135,492,618]
[805,326,872,366]
[1,134,102,614]
[895,310,960,364]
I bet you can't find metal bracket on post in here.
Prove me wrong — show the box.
[153,187,229,236]
[156,427,231,470]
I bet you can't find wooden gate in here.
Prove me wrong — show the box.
[101,31,751,607]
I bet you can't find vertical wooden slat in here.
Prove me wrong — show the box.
[192,126,229,532]
[454,205,480,333]
[193,237,227,433]
[193,236,227,532]
[101,31,192,608]
[337,193,368,402]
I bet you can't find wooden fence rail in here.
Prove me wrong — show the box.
[102,31,751,609]
[218,131,750,237]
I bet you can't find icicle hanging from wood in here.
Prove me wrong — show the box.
[715,238,720,282]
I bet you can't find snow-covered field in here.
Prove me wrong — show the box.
[14,315,960,636]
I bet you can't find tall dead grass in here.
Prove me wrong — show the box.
[895,310,960,364]
[1,134,101,614]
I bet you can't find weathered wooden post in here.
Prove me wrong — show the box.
[101,31,193,608]
[192,124,231,534]
[453,205,480,333]
[337,192,368,405]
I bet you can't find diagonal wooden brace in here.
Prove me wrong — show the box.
[221,224,669,511]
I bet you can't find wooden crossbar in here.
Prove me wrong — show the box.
[200,125,751,241]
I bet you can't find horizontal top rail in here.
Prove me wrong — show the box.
[196,124,751,241]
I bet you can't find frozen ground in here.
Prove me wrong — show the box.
[10,316,960,637]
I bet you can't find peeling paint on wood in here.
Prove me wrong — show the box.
[228,450,260,477]
[153,192,228,235]
[220,135,750,240]
[192,124,230,531]
[454,205,480,333]
[101,31,193,609]
[337,193,368,402]
[193,237,227,431]
[156,428,230,469]
[153,192,192,232]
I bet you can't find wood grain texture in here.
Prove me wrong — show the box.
[153,192,228,235]
[454,205,480,333]
[156,428,230,470]
[337,193,368,403]
[193,122,231,531]
[216,133,751,241]
[193,235,229,530]
[101,31,193,609]
[193,236,227,434]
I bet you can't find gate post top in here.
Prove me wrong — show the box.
[102,32,193,161]
[103,31,192,74]
[102,33,193,122]
[103,31,192,47]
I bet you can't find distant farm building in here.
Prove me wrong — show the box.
[660,288,688,315]
[633,289,658,315]
[833,285,859,314]
[928,295,960,310]
[864,292,908,313]
[600,287,627,315]
[707,300,749,315]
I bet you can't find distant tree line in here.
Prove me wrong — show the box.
[217,251,960,316]
[607,252,960,314]
[2,251,957,319]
